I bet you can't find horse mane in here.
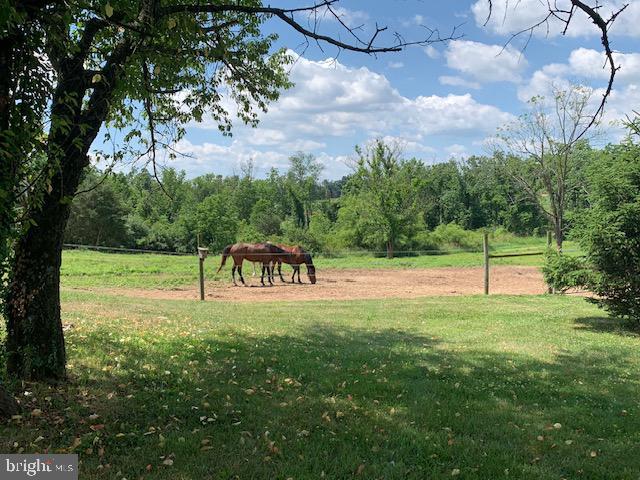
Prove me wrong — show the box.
[303,251,313,265]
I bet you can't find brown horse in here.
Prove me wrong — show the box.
[216,243,285,286]
[274,244,316,284]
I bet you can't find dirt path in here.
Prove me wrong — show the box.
[72,266,555,302]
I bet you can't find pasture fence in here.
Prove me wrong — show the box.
[63,238,582,299]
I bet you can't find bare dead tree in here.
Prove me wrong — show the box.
[496,84,598,250]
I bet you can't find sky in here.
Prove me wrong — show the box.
[108,0,640,180]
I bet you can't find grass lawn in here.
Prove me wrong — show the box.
[61,239,579,289]
[2,293,639,479]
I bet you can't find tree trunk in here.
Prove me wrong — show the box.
[0,384,19,418]
[5,152,87,380]
[386,240,394,259]
[554,218,564,252]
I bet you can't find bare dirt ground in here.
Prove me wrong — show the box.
[76,266,559,302]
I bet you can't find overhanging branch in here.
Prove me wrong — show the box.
[160,2,454,54]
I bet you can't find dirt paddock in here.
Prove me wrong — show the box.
[82,266,559,302]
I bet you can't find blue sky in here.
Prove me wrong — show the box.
[112,0,640,179]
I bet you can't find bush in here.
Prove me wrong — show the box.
[429,223,483,250]
[409,231,441,253]
[574,143,640,321]
[542,252,594,293]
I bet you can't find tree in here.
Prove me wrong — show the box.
[341,139,422,258]
[462,155,546,234]
[250,198,282,237]
[574,142,640,321]
[285,153,323,228]
[496,85,596,250]
[64,177,128,246]
[194,194,239,252]
[2,0,450,380]
[420,161,469,229]
[0,0,631,382]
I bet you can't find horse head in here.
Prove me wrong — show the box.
[304,252,316,284]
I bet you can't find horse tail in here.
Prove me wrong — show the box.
[216,245,232,273]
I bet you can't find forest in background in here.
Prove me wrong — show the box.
[64,138,602,256]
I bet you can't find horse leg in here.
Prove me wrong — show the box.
[296,266,303,284]
[231,265,237,286]
[238,265,246,286]
[266,262,274,286]
[278,261,285,282]
[260,265,266,286]
[267,261,274,284]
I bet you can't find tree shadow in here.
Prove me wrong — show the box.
[574,316,640,337]
[2,322,640,479]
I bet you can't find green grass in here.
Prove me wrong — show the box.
[61,239,579,289]
[2,293,639,479]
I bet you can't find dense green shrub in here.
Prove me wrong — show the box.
[542,252,594,293]
[574,142,640,321]
[429,223,483,250]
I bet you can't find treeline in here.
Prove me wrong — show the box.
[65,144,590,255]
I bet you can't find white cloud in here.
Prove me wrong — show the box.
[439,75,481,90]
[445,40,528,83]
[407,94,514,136]
[472,0,640,38]
[515,46,640,143]
[178,53,513,178]
[567,48,640,85]
[402,13,427,27]
[423,45,441,59]
[445,144,469,159]
[388,61,404,69]
[313,5,369,28]
[519,48,640,101]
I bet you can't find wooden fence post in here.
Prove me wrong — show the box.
[197,234,208,301]
[547,231,554,294]
[199,255,205,301]
[483,232,489,295]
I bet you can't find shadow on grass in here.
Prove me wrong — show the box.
[574,316,640,337]
[2,323,640,480]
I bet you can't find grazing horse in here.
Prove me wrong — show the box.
[216,243,285,286]
[274,245,316,284]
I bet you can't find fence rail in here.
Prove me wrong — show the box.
[63,243,562,258]
[64,237,573,301]
[62,243,191,256]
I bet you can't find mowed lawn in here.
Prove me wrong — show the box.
[2,292,639,479]
[60,239,576,289]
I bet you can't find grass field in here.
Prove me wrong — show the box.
[7,244,636,479]
[2,291,639,479]
[61,238,579,289]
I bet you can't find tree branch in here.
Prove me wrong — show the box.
[160,2,452,54]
